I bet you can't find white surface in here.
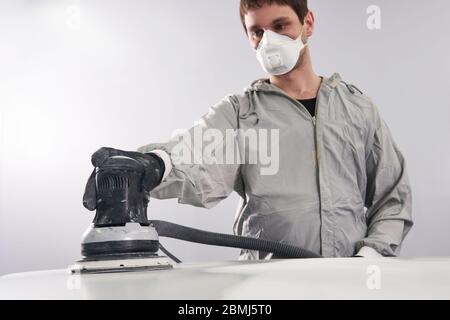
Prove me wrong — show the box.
[1,257,449,300]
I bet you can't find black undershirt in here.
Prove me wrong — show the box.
[298,98,317,117]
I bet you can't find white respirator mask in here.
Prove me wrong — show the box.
[255,24,308,76]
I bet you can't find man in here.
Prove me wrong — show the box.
[84,0,413,259]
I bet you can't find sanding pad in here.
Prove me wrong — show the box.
[69,254,173,274]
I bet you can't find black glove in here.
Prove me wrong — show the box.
[83,147,165,211]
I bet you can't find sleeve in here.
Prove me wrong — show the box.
[138,96,241,209]
[356,104,414,257]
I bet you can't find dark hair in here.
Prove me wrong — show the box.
[239,0,308,32]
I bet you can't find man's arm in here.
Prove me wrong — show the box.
[356,104,413,257]
[139,96,241,209]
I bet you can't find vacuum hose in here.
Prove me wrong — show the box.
[150,220,321,259]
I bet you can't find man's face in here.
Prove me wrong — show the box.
[244,3,306,50]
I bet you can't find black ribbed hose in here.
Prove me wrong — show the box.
[150,220,321,259]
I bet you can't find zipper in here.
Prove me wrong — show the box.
[312,97,323,256]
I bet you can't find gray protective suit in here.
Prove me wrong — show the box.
[139,73,413,259]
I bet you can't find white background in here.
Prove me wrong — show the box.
[1,0,449,275]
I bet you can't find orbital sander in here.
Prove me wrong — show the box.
[70,156,172,274]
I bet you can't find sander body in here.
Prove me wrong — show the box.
[69,156,172,274]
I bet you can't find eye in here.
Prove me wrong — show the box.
[273,23,286,32]
[251,29,264,40]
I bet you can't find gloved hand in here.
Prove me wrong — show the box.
[82,147,166,211]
